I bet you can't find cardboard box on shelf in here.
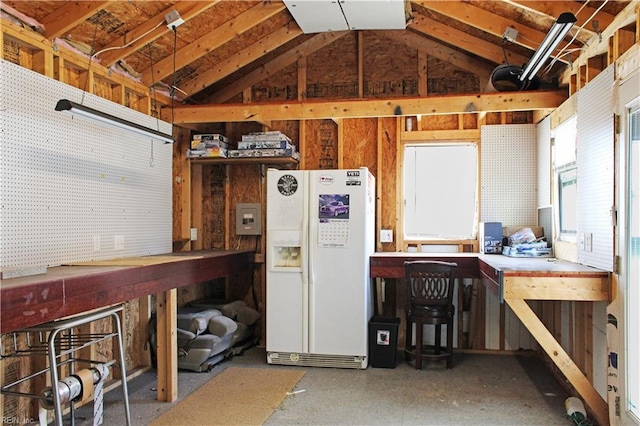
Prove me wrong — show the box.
[237,140,293,150]
[186,147,227,158]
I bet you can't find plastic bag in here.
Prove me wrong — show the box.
[508,227,536,245]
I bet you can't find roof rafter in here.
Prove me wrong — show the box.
[140,1,286,86]
[42,1,110,39]
[409,9,529,67]
[207,30,349,104]
[178,18,302,98]
[414,0,582,62]
[376,30,495,84]
[504,0,614,35]
[97,1,221,67]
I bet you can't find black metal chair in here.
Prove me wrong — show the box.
[404,260,458,369]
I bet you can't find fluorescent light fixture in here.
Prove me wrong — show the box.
[519,12,576,83]
[55,99,174,144]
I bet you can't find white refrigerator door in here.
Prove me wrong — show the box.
[266,169,309,353]
[308,168,375,356]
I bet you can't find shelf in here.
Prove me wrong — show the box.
[188,156,299,167]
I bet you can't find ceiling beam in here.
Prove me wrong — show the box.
[140,1,286,86]
[504,0,614,35]
[409,10,529,67]
[207,30,349,104]
[178,18,302,98]
[42,1,110,39]
[375,30,494,84]
[414,1,582,62]
[164,90,568,123]
[97,1,221,67]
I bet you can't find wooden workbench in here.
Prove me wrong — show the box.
[0,250,253,402]
[370,252,611,426]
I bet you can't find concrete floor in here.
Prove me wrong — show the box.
[74,347,574,426]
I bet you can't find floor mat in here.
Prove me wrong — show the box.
[150,366,305,425]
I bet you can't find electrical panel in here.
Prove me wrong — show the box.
[236,203,262,235]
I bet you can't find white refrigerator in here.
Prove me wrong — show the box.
[266,167,375,369]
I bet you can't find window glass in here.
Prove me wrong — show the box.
[403,144,478,239]
[554,116,578,241]
[558,166,577,235]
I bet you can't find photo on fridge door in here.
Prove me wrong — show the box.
[318,194,350,218]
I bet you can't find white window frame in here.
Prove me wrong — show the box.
[553,115,578,243]
[403,142,479,241]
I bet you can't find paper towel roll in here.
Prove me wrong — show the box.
[76,368,94,403]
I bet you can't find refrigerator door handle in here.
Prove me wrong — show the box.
[301,173,310,353]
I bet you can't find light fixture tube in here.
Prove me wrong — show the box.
[519,12,576,82]
[55,99,174,144]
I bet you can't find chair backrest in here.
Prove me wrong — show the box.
[404,261,458,310]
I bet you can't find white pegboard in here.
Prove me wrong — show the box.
[0,60,173,268]
[576,65,615,271]
[480,124,537,226]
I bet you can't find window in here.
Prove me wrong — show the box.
[558,165,577,235]
[553,116,577,241]
[403,143,478,239]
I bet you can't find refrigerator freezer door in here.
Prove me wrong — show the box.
[266,170,309,354]
[308,168,374,357]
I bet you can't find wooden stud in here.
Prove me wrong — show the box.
[156,289,178,402]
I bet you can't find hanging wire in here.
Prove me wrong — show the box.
[170,25,178,126]
[146,43,163,164]
[501,38,510,65]
[149,140,155,167]
[90,21,164,60]
[80,23,100,105]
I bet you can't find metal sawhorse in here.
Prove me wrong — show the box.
[1,305,131,425]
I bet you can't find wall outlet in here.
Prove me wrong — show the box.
[190,228,198,241]
[380,229,393,243]
[114,235,124,251]
[93,235,101,252]
[584,233,593,252]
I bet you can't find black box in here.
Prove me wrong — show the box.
[368,316,400,368]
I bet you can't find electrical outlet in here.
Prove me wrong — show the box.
[584,233,593,252]
[190,228,198,241]
[93,235,101,252]
[114,235,124,251]
[380,229,393,243]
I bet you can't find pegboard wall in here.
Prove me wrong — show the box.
[576,65,615,271]
[480,124,537,226]
[0,60,173,268]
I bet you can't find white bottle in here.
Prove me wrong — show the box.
[565,397,587,422]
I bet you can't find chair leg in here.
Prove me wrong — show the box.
[434,324,441,355]
[405,317,412,363]
[415,322,423,370]
[446,319,454,369]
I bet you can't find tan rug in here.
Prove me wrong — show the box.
[150,367,305,426]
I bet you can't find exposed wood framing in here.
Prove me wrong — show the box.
[140,2,286,86]
[208,30,349,103]
[166,91,567,123]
